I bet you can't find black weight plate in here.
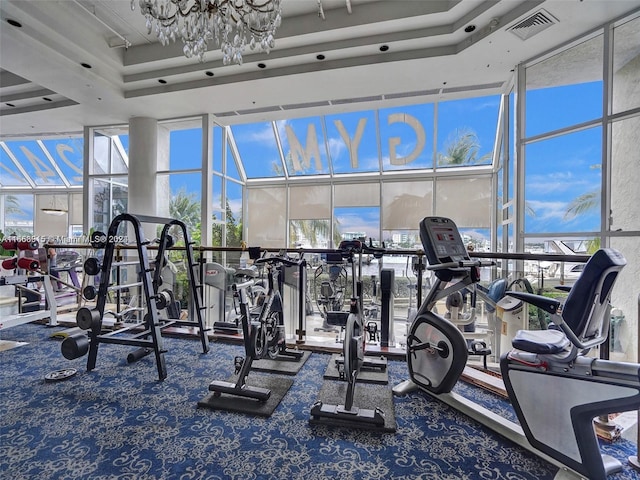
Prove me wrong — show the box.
[90,231,107,249]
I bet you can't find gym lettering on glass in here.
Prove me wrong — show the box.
[285,113,426,172]
[8,142,83,184]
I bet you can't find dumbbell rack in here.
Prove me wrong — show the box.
[0,238,58,330]
[76,213,209,381]
[151,215,209,355]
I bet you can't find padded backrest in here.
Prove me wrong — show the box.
[562,248,626,342]
[485,278,507,313]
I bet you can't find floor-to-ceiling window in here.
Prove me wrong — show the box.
[89,128,129,234]
[1,136,84,239]
[518,10,640,362]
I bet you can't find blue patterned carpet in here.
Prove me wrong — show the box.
[1,323,638,480]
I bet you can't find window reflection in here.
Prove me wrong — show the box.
[0,147,29,186]
[42,138,84,185]
[6,140,64,186]
[324,110,379,174]
[276,117,330,176]
[437,96,499,167]
[232,122,283,178]
[379,104,434,171]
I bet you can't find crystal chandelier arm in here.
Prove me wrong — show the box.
[133,0,282,63]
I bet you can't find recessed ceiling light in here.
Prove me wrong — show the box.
[205,71,214,77]
[464,25,476,33]
[257,63,266,69]
[81,63,92,69]
[7,19,22,28]
[158,79,167,84]
[316,54,325,60]
[43,97,52,102]
[379,45,389,52]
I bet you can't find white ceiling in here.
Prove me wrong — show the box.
[1,0,639,138]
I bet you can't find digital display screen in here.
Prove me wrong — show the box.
[422,218,468,263]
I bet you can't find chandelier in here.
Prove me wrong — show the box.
[131,0,283,64]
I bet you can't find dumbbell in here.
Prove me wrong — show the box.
[83,257,101,276]
[155,290,173,310]
[1,239,39,251]
[127,348,152,363]
[83,285,97,300]
[1,257,17,270]
[156,234,175,249]
[1,257,40,271]
[76,307,102,330]
[61,333,89,360]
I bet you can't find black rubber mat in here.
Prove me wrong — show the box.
[252,350,311,375]
[323,353,388,384]
[309,379,396,432]
[197,374,294,417]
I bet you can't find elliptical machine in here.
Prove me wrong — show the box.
[394,216,640,480]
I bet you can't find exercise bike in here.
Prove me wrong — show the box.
[252,253,305,362]
[394,216,640,480]
[206,253,304,402]
[310,239,386,428]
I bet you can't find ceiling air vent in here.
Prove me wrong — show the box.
[508,9,558,41]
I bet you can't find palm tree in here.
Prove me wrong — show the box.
[4,194,23,215]
[289,219,330,247]
[168,188,200,244]
[563,190,599,221]
[437,128,492,166]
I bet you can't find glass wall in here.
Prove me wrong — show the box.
[519,11,640,362]
[89,128,129,233]
[158,119,203,245]
[1,136,84,238]
[1,8,637,354]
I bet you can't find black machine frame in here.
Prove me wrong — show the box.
[66,213,209,381]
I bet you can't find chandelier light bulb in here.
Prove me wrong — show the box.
[132,0,283,64]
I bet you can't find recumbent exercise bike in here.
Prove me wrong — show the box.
[394,216,640,480]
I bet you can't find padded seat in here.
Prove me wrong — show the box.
[235,267,258,278]
[485,278,507,313]
[512,329,570,355]
[326,311,349,326]
[507,248,626,362]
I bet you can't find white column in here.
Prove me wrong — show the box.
[201,114,213,248]
[128,117,159,240]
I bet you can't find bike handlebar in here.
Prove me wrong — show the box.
[427,259,495,271]
[254,255,303,267]
[337,239,387,258]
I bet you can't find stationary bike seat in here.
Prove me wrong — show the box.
[511,329,570,355]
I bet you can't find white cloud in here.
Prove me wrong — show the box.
[527,199,568,221]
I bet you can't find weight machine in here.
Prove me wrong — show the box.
[61,213,209,381]
[0,237,58,330]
